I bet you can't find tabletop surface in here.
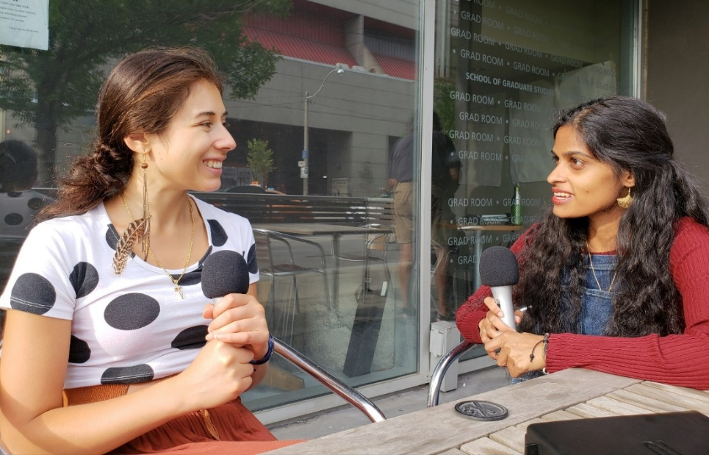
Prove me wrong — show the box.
[266,368,709,455]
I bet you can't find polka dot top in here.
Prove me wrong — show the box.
[0,195,259,389]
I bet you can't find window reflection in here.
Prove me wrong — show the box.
[431,0,636,323]
[0,0,637,413]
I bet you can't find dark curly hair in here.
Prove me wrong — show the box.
[38,46,223,221]
[517,97,708,337]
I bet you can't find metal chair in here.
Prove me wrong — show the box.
[427,340,476,407]
[332,223,396,307]
[273,337,386,422]
[253,228,330,345]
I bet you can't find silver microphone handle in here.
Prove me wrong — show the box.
[491,285,516,328]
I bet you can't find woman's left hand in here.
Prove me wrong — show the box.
[485,331,546,377]
[203,284,270,361]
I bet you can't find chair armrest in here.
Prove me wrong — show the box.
[254,228,325,250]
[253,229,328,260]
[427,340,476,408]
[272,337,386,423]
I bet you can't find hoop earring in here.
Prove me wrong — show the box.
[616,187,633,209]
[140,153,151,256]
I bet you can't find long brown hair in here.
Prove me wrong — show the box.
[38,46,223,221]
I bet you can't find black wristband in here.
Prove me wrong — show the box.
[529,333,550,363]
[250,335,274,365]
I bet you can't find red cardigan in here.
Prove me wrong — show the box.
[455,217,709,390]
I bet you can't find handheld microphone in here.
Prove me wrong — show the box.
[201,250,250,303]
[479,246,519,328]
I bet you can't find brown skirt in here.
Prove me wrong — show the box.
[64,384,303,455]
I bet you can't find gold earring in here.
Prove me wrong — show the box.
[140,153,151,256]
[617,187,633,209]
[112,153,151,274]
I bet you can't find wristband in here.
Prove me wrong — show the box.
[529,333,550,363]
[250,335,274,365]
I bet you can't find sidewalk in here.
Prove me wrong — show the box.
[268,366,510,440]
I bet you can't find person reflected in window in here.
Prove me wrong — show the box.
[388,112,460,320]
[0,140,53,238]
[0,47,301,454]
[456,97,708,390]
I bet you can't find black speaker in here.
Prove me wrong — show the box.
[525,411,708,455]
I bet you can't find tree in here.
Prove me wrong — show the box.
[0,0,291,184]
[434,81,456,135]
[247,138,274,188]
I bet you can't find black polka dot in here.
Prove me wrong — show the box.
[6,192,21,198]
[4,213,23,226]
[247,243,258,274]
[171,325,208,350]
[208,219,228,246]
[186,248,212,287]
[104,293,160,330]
[178,269,202,287]
[69,262,99,298]
[27,197,45,210]
[198,246,213,265]
[101,364,154,384]
[106,225,118,251]
[68,335,91,363]
[10,273,56,315]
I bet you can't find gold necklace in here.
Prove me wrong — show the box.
[120,194,195,299]
[586,242,617,292]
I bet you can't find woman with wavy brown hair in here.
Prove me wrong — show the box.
[456,96,708,390]
[0,47,300,454]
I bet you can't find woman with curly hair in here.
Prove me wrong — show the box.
[456,96,708,390]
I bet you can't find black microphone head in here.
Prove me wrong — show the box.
[201,250,250,298]
[479,246,519,287]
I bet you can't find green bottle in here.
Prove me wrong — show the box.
[511,184,522,225]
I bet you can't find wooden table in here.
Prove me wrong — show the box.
[266,368,709,455]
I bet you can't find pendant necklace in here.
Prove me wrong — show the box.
[586,242,617,292]
[120,194,195,299]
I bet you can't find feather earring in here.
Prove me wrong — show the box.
[113,218,149,274]
[616,187,633,209]
[113,153,152,274]
[140,155,151,257]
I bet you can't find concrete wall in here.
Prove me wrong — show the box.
[645,0,709,194]
[226,57,416,196]
[309,0,419,29]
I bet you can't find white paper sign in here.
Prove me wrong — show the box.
[0,0,49,51]
[331,177,349,196]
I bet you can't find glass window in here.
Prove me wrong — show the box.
[0,0,638,416]
[0,0,424,412]
[430,0,638,326]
